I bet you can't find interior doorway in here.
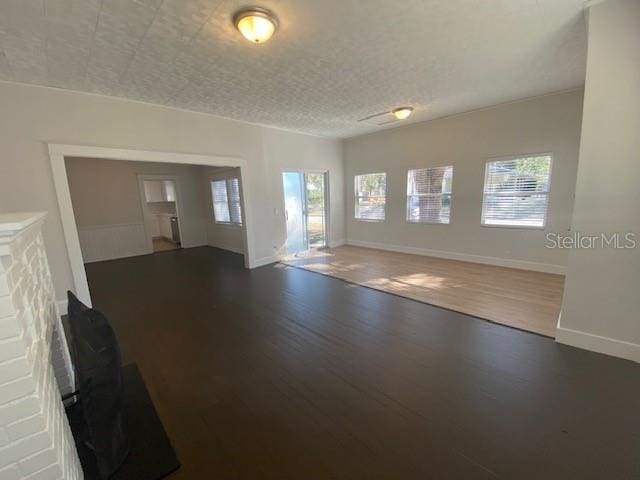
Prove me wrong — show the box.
[282,171,328,255]
[49,144,255,307]
[139,177,182,253]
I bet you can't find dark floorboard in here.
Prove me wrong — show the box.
[84,247,640,480]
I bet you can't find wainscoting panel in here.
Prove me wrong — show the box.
[78,223,150,263]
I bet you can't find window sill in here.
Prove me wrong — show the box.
[406,220,451,226]
[354,218,385,223]
[480,223,546,231]
[213,222,243,229]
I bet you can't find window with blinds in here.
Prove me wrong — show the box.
[355,173,386,221]
[227,178,242,224]
[406,166,453,224]
[481,155,552,228]
[211,178,243,225]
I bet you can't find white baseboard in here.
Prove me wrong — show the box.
[329,238,346,248]
[556,326,640,363]
[345,239,566,275]
[250,254,282,268]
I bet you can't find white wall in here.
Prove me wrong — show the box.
[261,128,346,250]
[65,157,209,262]
[344,90,583,273]
[198,126,347,256]
[557,0,640,362]
[0,81,344,302]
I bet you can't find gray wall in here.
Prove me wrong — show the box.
[344,90,583,272]
[0,81,344,301]
[558,0,640,361]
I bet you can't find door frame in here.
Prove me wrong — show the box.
[280,168,330,253]
[49,143,256,307]
[136,174,185,252]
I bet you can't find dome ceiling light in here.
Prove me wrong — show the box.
[234,7,279,44]
[392,107,414,120]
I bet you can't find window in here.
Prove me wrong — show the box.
[481,155,552,228]
[227,178,242,224]
[406,166,453,224]
[211,178,243,225]
[355,173,386,221]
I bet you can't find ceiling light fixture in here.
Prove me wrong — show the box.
[234,7,278,44]
[392,107,414,120]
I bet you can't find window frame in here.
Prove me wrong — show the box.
[354,171,388,222]
[211,176,243,227]
[405,165,454,225]
[480,153,553,230]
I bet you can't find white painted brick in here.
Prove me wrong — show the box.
[18,447,57,476]
[12,311,28,338]
[24,463,62,480]
[0,215,82,478]
[6,414,47,441]
[0,317,21,340]
[0,274,9,297]
[0,339,26,363]
[5,262,20,287]
[0,376,37,404]
[0,430,50,466]
[0,357,31,384]
[0,464,21,480]
[0,296,15,319]
[0,396,41,425]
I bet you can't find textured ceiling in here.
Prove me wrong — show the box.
[0,0,587,138]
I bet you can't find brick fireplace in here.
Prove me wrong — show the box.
[0,213,82,479]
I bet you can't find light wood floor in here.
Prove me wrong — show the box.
[153,237,180,252]
[282,246,565,337]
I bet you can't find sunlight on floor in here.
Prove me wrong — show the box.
[279,245,565,337]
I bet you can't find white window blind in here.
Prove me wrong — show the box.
[406,166,453,224]
[228,178,242,224]
[212,180,230,223]
[211,178,243,225]
[481,155,552,228]
[355,173,386,221]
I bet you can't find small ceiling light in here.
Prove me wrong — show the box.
[392,107,414,120]
[234,7,278,44]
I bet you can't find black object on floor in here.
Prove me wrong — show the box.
[67,291,129,479]
[67,363,180,480]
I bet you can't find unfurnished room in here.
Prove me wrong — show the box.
[0,1,638,479]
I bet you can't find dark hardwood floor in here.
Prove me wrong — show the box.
[85,247,640,480]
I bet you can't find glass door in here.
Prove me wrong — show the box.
[283,172,307,254]
[282,171,327,255]
[305,173,326,249]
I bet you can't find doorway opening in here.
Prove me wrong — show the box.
[140,177,182,253]
[282,171,328,255]
[49,144,255,307]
